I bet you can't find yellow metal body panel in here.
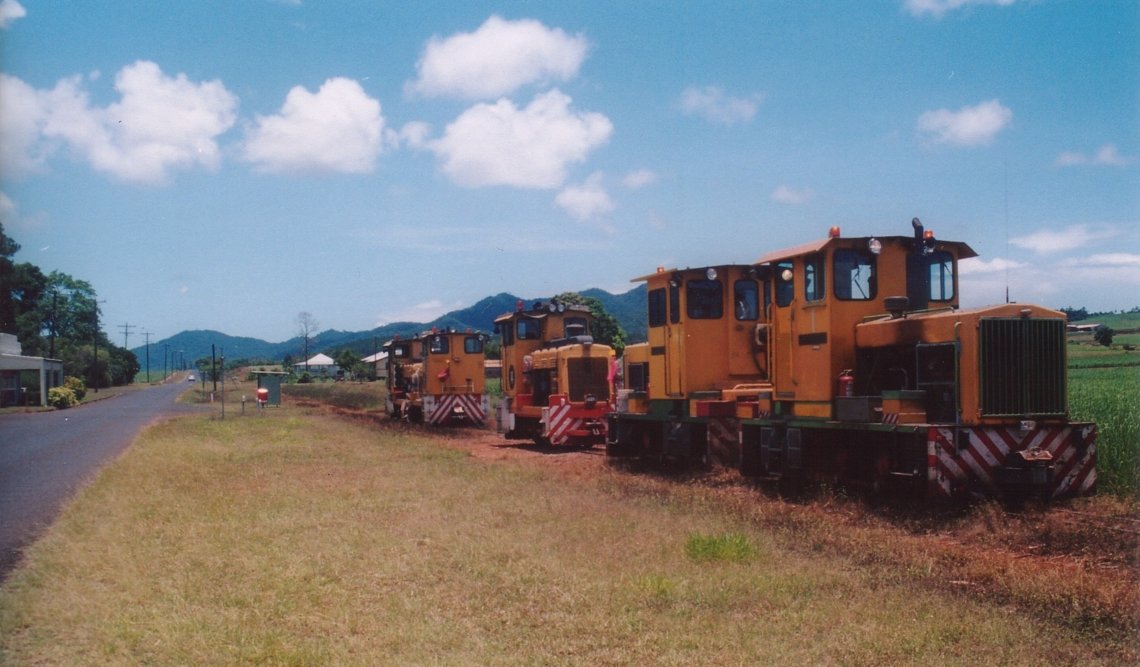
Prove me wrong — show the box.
[638,265,770,401]
[856,302,1065,424]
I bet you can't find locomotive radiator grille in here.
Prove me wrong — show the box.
[567,357,612,402]
[978,318,1066,417]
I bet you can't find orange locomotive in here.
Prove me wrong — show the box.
[383,328,489,426]
[608,219,1096,501]
[495,299,616,447]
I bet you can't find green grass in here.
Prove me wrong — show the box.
[2,410,1132,665]
[684,532,757,563]
[1069,363,1140,498]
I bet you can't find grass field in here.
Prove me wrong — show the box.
[2,408,1133,665]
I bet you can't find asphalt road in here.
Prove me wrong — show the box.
[0,381,206,582]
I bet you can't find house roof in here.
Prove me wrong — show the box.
[299,353,336,366]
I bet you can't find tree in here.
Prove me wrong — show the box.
[334,348,360,380]
[552,292,627,356]
[296,311,319,369]
[1093,325,1115,347]
[1060,306,1089,322]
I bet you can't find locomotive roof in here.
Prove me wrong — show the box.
[753,234,977,265]
[630,263,755,283]
[493,302,592,322]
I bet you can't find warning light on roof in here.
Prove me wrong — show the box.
[828,226,841,238]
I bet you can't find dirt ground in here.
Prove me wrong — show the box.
[308,398,1139,644]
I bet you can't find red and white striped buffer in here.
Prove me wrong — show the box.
[424,393,487,426]
[928,424,1097,499]
[541,394,609,446]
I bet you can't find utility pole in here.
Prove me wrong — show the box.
[91,299,106,393]
[142,331,152,383]
[119,322,135,350]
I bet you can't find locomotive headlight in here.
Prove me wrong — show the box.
[548,301,557,312]
[557,302,566,313]
[706,267,718,280]
[780,268,793,282]
[868,237,882,255]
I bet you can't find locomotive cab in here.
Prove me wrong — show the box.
[752,219,975,420]
[606,264,773,464]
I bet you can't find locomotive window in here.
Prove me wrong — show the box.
[464,336,483,354]
[804,254,825,302]
[517,317,541,340]
[687,279,723,319]
[648,288,667,327]
[734,279,759,320]
[500,322,514,346]
[429,335,449,354]
[775,261,794,307]
[669,282,681,323]
[833,248,876,301]
[929,251,955,301]
[392,346,407,358]
[627,361,649,393]
[564,317,588,338]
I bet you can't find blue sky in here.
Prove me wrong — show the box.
[1,0,1136,344]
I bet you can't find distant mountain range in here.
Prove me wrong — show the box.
[134,286,648,365]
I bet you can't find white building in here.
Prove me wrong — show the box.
[0,333,65,408]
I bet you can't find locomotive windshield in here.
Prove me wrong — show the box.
[929,250,955,301]
[687,279,723,319]
[517,317,541,340]
[564,317,588,338]
[734,279,759,320]
[834,248,876,300]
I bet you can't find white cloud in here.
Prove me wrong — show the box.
[771,185,813,205]
[1010,224,1117,254]
[1054,143,1133,167]
[429,89,613,189]
[0,73,49,177]
[678,86,763,126]
[398,121,432,150]
[1,63,238,184]
[555,172,614,224]
[904,0,1017,19]
[622,169,658,189]
[0,0,26,29]
[375,299,464,326]
[242,77,386,174]
[0,191,14,218]
[407,15,588,100]
[958,256,1026,275]
[916,99,1011,147]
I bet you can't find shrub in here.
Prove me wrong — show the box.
[64,376,87,401]
[48,386,78,409]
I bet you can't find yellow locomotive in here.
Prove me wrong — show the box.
[383,328,489,426]
[495,300,616,447]
[608,219,1096,501]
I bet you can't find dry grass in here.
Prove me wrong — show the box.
[1,408,1134,665]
